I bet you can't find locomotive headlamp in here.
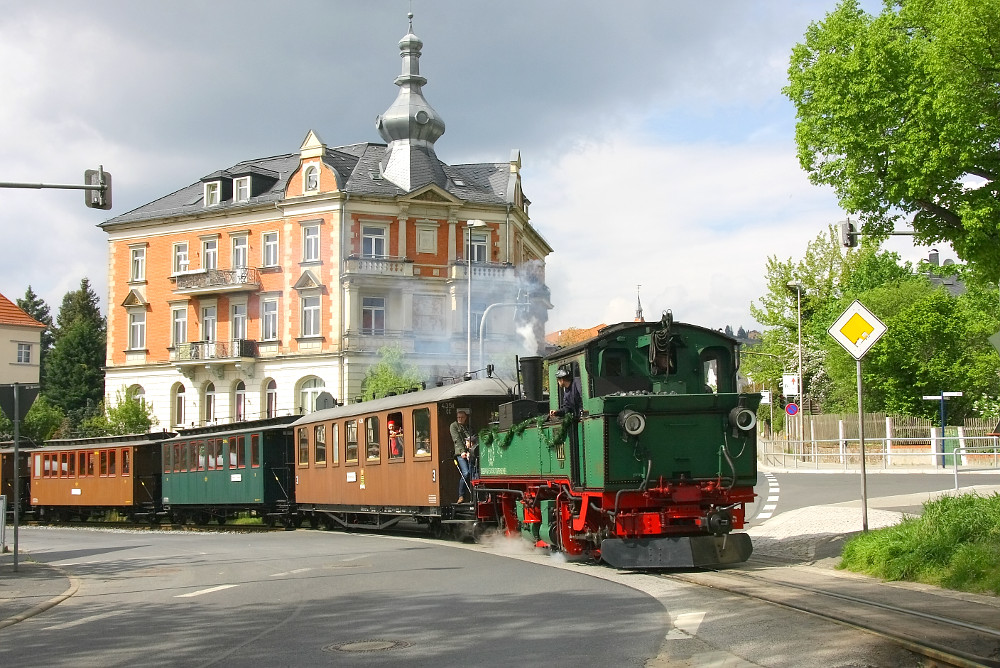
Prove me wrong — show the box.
[618,409,646,436]
[728,407,757,432]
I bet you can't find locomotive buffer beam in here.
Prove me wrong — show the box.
[600,533,752,569]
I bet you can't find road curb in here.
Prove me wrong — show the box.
[0,565,80,630]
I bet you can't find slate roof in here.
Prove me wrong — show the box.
[101,142,512,228]
[0,293,45,329]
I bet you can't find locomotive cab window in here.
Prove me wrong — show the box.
[387,411,404,460]
[700,347,733,394]
[413,408,431,456]
[365,416,380,461]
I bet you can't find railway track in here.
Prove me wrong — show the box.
[668,556,1000,668]
[23,520,277,533]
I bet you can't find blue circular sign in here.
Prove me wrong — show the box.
[785,402,799,416]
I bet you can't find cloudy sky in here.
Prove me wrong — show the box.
[0,0,934,334]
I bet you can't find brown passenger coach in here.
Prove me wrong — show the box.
[292,377,512,533]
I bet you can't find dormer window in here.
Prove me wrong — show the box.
[304,165,319,192]
[234,176,250,203]
[205,182,221,206]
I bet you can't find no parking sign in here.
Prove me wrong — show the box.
[785,402,799,416]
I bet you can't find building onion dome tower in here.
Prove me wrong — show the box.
[375,13,448,192]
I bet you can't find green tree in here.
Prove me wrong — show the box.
[55,278,104,335]
[80,387,158,437]
[360,344,423,401]
[785,0,1000,275]
[44,317,106,418]
[16,285,54,382]
[0,395,64,443]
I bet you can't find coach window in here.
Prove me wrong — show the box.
[386,412,404,460]
[109,449,117,476]
[298,427,310,467]
[251,434,261,468]
[216,440,225,468]
[314,424,327,465]
[164,446,172,474]
[413,408,431,456]
[173,443,182,472]
[33,453,40,478]
[206,440,216,470]
[59,453,69,477]
[78,452,87,477]
[68,452,76,477]
[345,420,358,463]
[122,449,130,476]
[365,416,380,461]
[100,450,109,477]
[235,435,246,468]
[197,441,207,470]
[86,452,95,477]
[330,422,339,464]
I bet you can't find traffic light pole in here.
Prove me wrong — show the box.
[0,165,112,209]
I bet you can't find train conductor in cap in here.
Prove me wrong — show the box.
[550,367,584,485]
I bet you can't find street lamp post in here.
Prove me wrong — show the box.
[465,220,487,376]
[787,280,804,444]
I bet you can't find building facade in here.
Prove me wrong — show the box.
[100,19,551,429]
[0,292,44,386]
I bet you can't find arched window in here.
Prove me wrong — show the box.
[173,385,186,427]
[298,376,325,414]
[304,165,319,191]
[204,382,216,423]
[128,384,145,401]
[265,379,277,419]
[234,381,246,422]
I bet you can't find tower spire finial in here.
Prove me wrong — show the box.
[635,285,644,322]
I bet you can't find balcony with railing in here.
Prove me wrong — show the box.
[343,255,413,277]
[171,339,259,366]
[173,267,261,295]
[448,261,517,282]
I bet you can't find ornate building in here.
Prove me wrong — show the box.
[100,16,551,428]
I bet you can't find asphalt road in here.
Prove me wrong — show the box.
[749,471,1000,520]
[0,527,665,667]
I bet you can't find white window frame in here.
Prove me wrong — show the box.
[234,176,250,203]
[203,238,218,270]
[362,225,387,258]
[204,383,216,423]
[262,298,278,341]
[232,302,247,341]
[16,343,31,364]
[301,294,321,338]
[361,297,385,335]
[232,235,248,269]
[205,182,221,206]
[299,377,325,414]
[234,381,246,422]
[262,231,279,267]
[304,165,319,192]
[173,243,189,274]
[302,225,320,262]
[171,307,188,347]
[174,386,186,427]
[201,305,217,343]
[128,309,146,350]
[466,232,488,263]
[130,246,146,282]
[265,380,278,419]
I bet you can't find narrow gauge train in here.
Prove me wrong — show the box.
[477,312,760,569]
[291,377,514,535]
[161,415,297,525]
[25,432,169,522]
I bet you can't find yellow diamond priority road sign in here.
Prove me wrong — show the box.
[828,300,886,360]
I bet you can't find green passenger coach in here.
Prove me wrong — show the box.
[161,416,297,525]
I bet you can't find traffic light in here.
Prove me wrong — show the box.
[839,220,857,248]
[84,166,112,210]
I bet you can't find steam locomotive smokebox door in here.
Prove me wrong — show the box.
[499,400,543,430]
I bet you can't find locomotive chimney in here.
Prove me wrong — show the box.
[520,356,544,402]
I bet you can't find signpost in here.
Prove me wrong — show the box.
[828,300,887,532]
[922,392,963,468]
[0,383,40,571]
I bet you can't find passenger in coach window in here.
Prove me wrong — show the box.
[451,409,474,503]
[388,420,404,458]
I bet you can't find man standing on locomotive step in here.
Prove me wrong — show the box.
[451,409,474,503]
[550,368,584,485]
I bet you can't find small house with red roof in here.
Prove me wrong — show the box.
[0,292,45,385]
